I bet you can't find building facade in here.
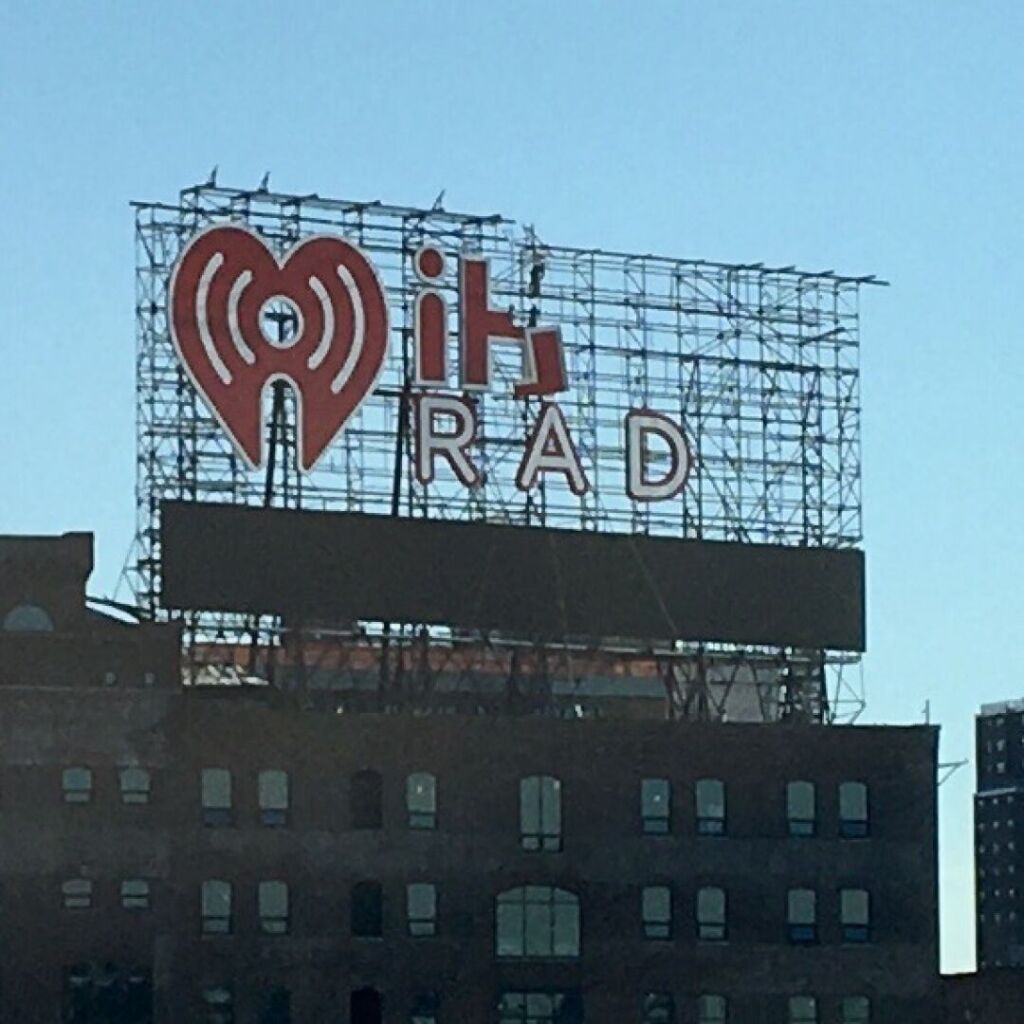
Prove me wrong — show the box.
[1,534,940,1023]
[974,700,1024,969]
[941,968,1024,1022]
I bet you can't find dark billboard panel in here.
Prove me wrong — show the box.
[160,501,865,652]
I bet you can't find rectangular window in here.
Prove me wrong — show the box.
[407,882,437,937]
[121,879,151,909]
[787,888,817,944]
[698,995,727,1024]
[642,885,672,939]
[259,987,290,1024]
[62,878,93,909]
[120,767,151,805]
[201,769,232,827]
[201,879,232,934]
[520,776,562,851]
[643,993,675,1023]
[498,991,582,1024]
[786,888,819,942]
[202,986,234,1024]
[351,770,383,829]
[258,770,289,827]
[789,996,818,1024]
[840,888,870,943]
[697,886,726,941]
[259,880,289,934]
[786,781,815,836]
[839,781,869,838]
[406,772,437,829]
[411,992,440,1024]
[695,779,726,835]
[352,881,383,938]
[62,767,92,804]
[642,778,671,834]
[841,996,870,1024]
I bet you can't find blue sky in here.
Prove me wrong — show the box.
[3,1,1022,972]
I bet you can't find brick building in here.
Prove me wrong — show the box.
[1,533,940,1023]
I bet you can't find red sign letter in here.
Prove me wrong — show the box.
[413,245,448,386]
[459,257,567,397]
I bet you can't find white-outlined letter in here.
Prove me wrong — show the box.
[625,409,692,501]
[414,393,481,486]
[516,403,589,495]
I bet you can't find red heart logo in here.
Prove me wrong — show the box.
[169,225,389,471]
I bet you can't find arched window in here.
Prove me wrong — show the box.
[62,878,93,909]
[351,770,383,829]
[202,986,234,1024]
[789,996,818,1024]
[839,781,869,838]
[201,768,232,826]
[841,996,870,1024]
[698,995,728,1024]
[351,880,383,937]
[411,991,440,1024]
[786,781,816,836]
[642,885,672,939]
[258,769,289,827]
[2,603,54,632]
[695,779,726,835]
[787,888,817,944]
[841,888,870,943]
[495,885,580,958]
[407,882,437,937]
[643,993,675,1024]
[201,879,232,934]
[258,880,289,934]
[641,778,671,834]
[696,886,726,941]
[519,775,562,851]
[121,879,151,909]
[259,987,290,1024]
[406,772,437,829]
[120,767,151,805]
[351,986,382,1024]
[62,767,93,804]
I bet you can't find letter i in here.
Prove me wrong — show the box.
[413,245,448,385]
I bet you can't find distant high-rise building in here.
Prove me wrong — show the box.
[975,701,1024,968]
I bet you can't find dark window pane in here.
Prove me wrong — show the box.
[259,987,290,1024]
[352,881,383,937]
[352,771,383,829]
[351,987,382,1024]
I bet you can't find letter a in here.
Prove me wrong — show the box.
[516,403,589,495]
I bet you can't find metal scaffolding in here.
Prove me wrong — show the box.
[125,182,879,723]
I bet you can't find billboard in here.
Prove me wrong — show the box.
[161,500,865,651]
[130,182,876,720]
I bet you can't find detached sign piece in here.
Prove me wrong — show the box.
[169,225,691,497]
